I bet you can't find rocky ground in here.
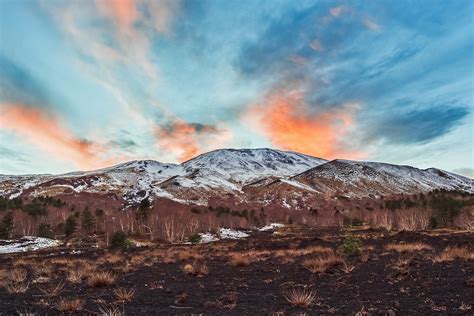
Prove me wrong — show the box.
[0,226,473,315]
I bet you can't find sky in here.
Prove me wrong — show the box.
[0,0,473,177]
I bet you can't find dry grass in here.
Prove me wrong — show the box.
[4,281,30,293]
[56,297,84,312]
[98,304,124,316]
[284,288,316,306]
[9,268,27,283]
[182,261,209,277]
[114,287,135,303]
[303,254,345,273]
[87,271,116,287]
[37,281,65,297]
[228,250,270,267]
[433,246,474,262]
[274,246,333,258]
[385,242,433,253]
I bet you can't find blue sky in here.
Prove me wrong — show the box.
[0,0,472,177]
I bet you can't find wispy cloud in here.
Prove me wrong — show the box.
[244,88,364,159]
[0,103,115,170]
[155,119,232,161]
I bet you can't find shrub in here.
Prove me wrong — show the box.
[428,216,438,229]
[284,288,316,306]
[351,218,363,226]
[87,271,115,287]
[342,216,351,227]
[338,236,362,257]
[0,212,14,239]
[64,216,77,238]
[38,223,54,239]
[109,231,133,249]
[188,233,201,244]
[303,254,345,273]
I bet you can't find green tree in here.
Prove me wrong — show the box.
[81,207,96,233]
[0,212,14,239]
[64,216,77,238]
[136,197,151,223]
[38,223,54,239]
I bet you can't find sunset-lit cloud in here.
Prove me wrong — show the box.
[155,119,232,162]
[244,90,364,160]
[0,103,115,170]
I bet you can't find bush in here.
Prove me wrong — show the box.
[0,212,14,239]
[351,218,363,226]
[338,236,362,258]
[38,223,54,239]
[109,231,133,249]
[342,216,351,227]
[428,216,438,229]
[64,216,77,238]
[188,234,201,244]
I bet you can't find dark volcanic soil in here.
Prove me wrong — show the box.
[0,227,473,315]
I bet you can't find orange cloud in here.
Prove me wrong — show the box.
[155,119,232,161]
[244,90,364,160]
[0,103,115,170]
[97,0,139,29]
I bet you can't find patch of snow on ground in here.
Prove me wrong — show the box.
[259,223,285,231]
[199,228,249,243]
[0,236,61,254]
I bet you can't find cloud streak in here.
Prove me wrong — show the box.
[155,119,232,161]
[0,103,115,170]
[244,89,363,159]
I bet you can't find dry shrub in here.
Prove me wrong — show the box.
[433,246,474,262]
[303,254,345,273]
[284,288,316,306]
[100,253,124,265]
[182,261,208,277]
[114,287,135,303]
[9,268,27,283]
[228,250,270,267]
[385,242,433,253]
[38,281,65,297]
[275,246,333,258]
[98,304,124,316]
[56,297,84,312]
[4,281,29,293]
[88,271,116,287]
[396,209,429,231]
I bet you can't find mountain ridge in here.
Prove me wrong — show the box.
[0,148,472,208]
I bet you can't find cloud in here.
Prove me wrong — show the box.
[372,106,469,145]
[452,168,474,179]
[0,103,115,170]
[362,18,380,31]
[330,5,348,17]
[155,119,232,161]
[243,88,364,159]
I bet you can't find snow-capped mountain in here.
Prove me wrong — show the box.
[0,149,472,208]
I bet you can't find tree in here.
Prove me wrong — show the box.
[64,216,77,238]
[38,223,54,239]
[0,212,14,239]
[81,207,95,233]
[136,197,151,223]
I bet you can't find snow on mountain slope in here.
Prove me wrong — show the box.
[0,149,326,204]
[182,148,326,186]
[0,150,471,207]
[292,159,473,197]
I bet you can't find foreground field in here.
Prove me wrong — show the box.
[1,226,473,315]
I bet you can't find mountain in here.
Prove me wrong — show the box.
[0,149,472,209]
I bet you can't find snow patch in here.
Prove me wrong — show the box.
[199,228,250,243]
[259,223,285,231]
[0,236,61,254]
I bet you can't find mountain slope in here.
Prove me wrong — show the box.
[0,149,471,208]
